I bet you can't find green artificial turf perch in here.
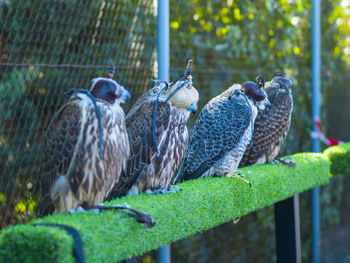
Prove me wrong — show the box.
[323,142,350,175]
[0,150,342,263]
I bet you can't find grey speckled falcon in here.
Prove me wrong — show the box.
[239,72,294,168]
[174,79,269,183]
[107,61,199,199]
[39,77,130,215]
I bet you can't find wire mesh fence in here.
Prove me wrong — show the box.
[0,0,155,228]
[0,0,350,262]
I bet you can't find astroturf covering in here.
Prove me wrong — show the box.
[323,142,350,175]
[1,143,350,262]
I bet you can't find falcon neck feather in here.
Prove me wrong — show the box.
[64,88,104,159]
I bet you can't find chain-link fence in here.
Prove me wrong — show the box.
[1,0,350,262]
[0,0,155,228]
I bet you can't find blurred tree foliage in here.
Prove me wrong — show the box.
[0,0,155,227]
[168,0,350,262]
[170,0,350,153]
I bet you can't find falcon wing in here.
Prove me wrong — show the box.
[239,89,292,167]
[176,96,251,182]
[107,101,171,198]
[39,99,83,215]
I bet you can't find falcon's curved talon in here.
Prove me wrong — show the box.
[225,173,252,187]
[145,186,182,195]
[168,185,183,193]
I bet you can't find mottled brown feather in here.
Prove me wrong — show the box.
[239,81,293,167]
[39,93,129,215]
[40,101,82,215]
[107,93,190,199]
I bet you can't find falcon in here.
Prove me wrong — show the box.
[239,73,294,167]
[174,79,269,183]
[107,61,199,199]
[39,77,131,215]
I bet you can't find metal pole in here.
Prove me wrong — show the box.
[157,0,170,262]
[157,0,169,82]
[311,0,321,263]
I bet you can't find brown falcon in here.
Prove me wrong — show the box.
[107,62,199,199]
[39,77,131,215]
[239,73,294,167]
[174,79,269,183]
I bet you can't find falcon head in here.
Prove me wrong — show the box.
[242,80,269,110]
[165,79,199,115]
[90,77,131,104]
[150,60,199,115]
[271,72,293,94]
[166,60,199,115]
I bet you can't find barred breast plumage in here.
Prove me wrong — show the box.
[174,81,269,183]
[239,74,293,167]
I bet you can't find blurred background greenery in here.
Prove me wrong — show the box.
[0,0,349,262]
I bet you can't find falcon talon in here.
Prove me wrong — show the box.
[170,185,183,192]
[225,173,252,187]
[145,188,181,194]
[164,187,183,194]
[235,170,246,177]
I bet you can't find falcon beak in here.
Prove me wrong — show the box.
[121,88,131,101]
[187,101,197,115]
[265,99,271,107]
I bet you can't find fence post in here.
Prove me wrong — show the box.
[274,195,301,263]
[157,0,170,262]
[311,0,321,263]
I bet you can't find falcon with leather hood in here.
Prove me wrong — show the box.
[107,61,199,199]
[239,72,294,167]
[39,77,131,215]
